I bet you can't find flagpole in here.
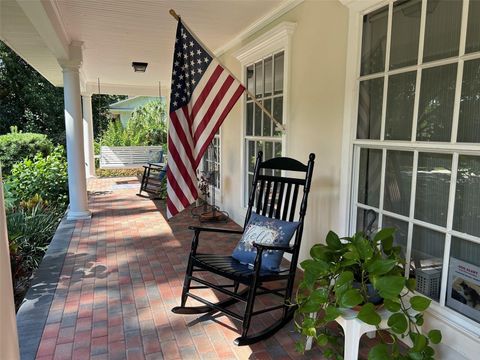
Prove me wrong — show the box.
[168,9,286,133]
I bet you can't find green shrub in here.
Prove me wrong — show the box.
[98,100,167,148]
[0,127,54,174]
[8,146,68,208]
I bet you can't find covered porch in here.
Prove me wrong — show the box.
[2,0,480,358]
[16,177,377,359]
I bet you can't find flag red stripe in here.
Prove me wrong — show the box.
[190,65,224,122]
[166,167,191,209]
[170,111,195,168]
[193,75,235,144]
[167,134,198,200]
[194,84,245,167]
[166,197,179,217]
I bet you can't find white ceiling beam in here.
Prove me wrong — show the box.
[14,0,69,60]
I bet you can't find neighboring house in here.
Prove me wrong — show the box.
[1,0,480,358]
[108,96,159,127]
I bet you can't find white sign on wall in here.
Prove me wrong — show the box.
[446,257,480,323]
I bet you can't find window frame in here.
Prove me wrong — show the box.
[234,22,296,210]
[341,0,480,336]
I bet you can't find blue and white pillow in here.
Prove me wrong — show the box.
[232,212,300,271]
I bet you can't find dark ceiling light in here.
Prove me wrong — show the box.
[132,62,148,72]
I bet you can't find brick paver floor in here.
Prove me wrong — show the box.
[31,176,377,360]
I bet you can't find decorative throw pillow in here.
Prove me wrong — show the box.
[232,212,300,271]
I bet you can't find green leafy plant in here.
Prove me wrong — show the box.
[7,145,68,209]
[7,199,62,307]
[0,128,53,174]
[97,100,167,148]
[295,229,442,359]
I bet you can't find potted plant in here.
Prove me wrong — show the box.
[295,229,442,359]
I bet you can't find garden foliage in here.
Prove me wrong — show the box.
[8,146,68,208]
[0,128,53,174]
[8,199,62,305]
[4,145,68,308]
[97,100,167,148]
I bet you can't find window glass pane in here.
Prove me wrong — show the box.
[356,208,378,236]
[255,61,263,98]
[466,0,480,54]
[453,155,480,237]
[384,150,413,216]
[361,6,388,76]
[274,142,282,158]
[447,237,480,323]
[273,97,283,137]
[358,148,382,208]
[263,98,272,137]
[417,63,457,141]
[458,59,480,143]
[415,153,452,226]
[411,225,445,301]
[357,77,383,140]
[383,215,408,258]
[248,140,255,172]
[264,56,273,97]
[246,102,253,136]
[246,65,254,100]
[390,0,421,69]
[274,52,284,94]
[385,71,417,140]
[423,0,462,63]
[254,102,262,136]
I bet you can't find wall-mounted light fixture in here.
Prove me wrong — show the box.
[132,62,148,72]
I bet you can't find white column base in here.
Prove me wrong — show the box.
[67,210,92,220]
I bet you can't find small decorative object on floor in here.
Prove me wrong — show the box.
[295,229,442,359]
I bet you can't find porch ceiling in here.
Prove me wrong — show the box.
[0,0,298,96]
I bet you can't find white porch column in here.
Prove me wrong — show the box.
[0,168,20,360]
[60,46,91,220]
[82,94,95,178]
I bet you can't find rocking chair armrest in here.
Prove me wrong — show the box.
[188,226,244,235]
[253,242,295,253]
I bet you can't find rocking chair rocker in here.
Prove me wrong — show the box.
[172,151,315,345]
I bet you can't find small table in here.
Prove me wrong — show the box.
[305,308,391,360]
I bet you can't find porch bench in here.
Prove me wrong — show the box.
[99,146,163,169]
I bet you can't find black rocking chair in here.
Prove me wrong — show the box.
[172,151,315,345]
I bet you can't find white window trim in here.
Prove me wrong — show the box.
[339,0,480,339]
[234,22,296,211]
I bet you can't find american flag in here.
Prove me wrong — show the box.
[167,20,245,218]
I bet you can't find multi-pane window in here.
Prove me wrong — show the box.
[202,134,220,189]
[354,0,480,325]
[244,51,285,203]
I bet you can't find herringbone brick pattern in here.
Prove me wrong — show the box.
[34,177,377,360]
